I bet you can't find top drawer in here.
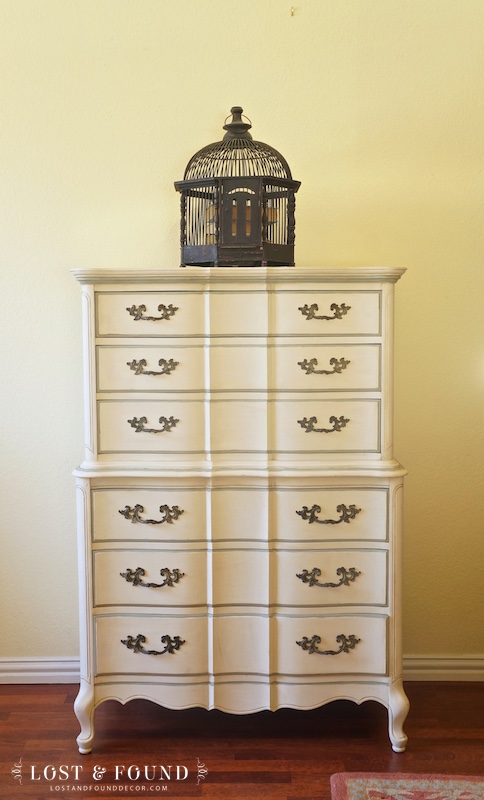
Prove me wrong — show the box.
[272,291,381,336]
[96,292,205,338]
[95,288,381,339]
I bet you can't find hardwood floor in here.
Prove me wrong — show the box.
[1,682,483,799]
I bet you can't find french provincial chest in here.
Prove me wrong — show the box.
[72,266,409,753]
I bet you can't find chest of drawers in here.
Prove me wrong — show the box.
[72,266,409,754]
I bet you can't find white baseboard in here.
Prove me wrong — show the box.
[0,658,80,684]
[403,655,484,681]
[0,656,483,684]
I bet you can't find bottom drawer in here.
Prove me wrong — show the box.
[212,616,270,676]
[94,612,387,680]
[275,614,387,677]
[95,614,208,677]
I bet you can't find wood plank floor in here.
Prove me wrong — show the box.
[1,682,483,799]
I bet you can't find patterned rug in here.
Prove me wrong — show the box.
[330,773,484,800]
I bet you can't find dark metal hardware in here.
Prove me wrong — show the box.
[120,567,185,588]
[296,504,361,525]
[298,357,350,375]
[298,303,351,321]
[296,633,360,656]
[118,504,184,525]
[126,304,178,321]
[127,416,179,433]
[296,566,361,588]
[121,634,185,655]
[297,415,349,433]
[127,358,179,376]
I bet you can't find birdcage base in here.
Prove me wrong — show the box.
[180,243,295,268]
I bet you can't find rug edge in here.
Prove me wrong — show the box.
[330,772,484,800]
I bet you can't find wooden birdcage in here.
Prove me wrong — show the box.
[174,107,300,267]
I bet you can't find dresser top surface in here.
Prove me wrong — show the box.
[71,266,406,286]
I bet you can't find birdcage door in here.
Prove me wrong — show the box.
[220,179,261,246]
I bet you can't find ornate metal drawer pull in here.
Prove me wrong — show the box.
[120,567,184,588]
[127,415,179,433]
[298,357,350,375]
[296,566,361,588]
[296,503,361,525]
[121,633,185,655]
[127,358,179,376]
[296,633,360,656]
[298,302,351,321]
[126,304,178,321]
[297,415,349,433]
[119,504,184,525]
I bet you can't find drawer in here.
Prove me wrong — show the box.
[92,487,206,542]
[97,397,379,461]
[209,343,380,393]
[96,345,205,393]
[209,290,268,337]
[93,549,207,607]
[95,614,208,677]
[212,616,270,676]
[272,343,381,392]
[96,291,204,337]
[209,399,380,456]
[273,399,380,454]
[274,614,387,676]
[210,344,268,392]
[97,399,205,456]
[274,549,387,607]
[273,487,388,542]
[272,291,381,336]
[210,400,267,457]
[212,549,269,607]
[211,487,269,542]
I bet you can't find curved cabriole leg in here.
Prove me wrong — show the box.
[74,679,95,754]
[388,678,410,752]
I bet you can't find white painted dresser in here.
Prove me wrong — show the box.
[72,266,409,753]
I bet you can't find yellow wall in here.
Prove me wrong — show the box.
[1,0,483,664]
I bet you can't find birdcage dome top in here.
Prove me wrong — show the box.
[182,107,294,182]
